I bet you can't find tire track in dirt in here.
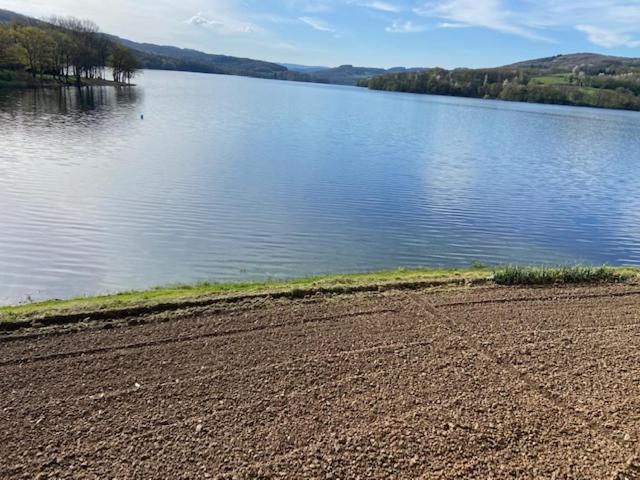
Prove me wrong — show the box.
[0,308,426,407]
[200,292,634,479]
[407,291,637,468]
[5,325,439,413]
[470,322,640,338]
[5,340,439,478]
[0,308,398,367]
[0,306,437,440]
[433,288,640,309]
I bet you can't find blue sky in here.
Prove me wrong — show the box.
[4,0,640,68]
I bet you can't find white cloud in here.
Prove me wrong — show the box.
[285,1,334,14]
[415,0,640,48]
[545,1,640,48]
[185,12,260,34]
[438,22,468,29]
[7,0,640,56]
[299,16,334,32]
[386,20,427,33]
[576,24,640,48]
[358,1,401,12]
[415,0,551,42]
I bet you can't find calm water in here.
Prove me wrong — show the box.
[1,70,639,304]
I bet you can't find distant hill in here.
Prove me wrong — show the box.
[306,65,386,85]
[111,37,287,78]
[505,53,640,73]
[362,54,640,111]
[0,9,39,24]
[0,9,286,79]
[279,63,329,74]
[276,64,426,85]
[8,6,640,98]
[294,65,425,86]
[387,67,425,74]
[0,8,423,85]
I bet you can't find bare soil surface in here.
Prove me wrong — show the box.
[2,283,640,479]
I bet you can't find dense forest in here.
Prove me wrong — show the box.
[360,56,640,111]
[0,18,139,86]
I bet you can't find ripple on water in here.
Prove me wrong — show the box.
[1,71,640,303]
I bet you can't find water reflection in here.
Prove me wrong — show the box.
[0,85,139,119]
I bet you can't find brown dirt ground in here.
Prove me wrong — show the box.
[2,283,640,479]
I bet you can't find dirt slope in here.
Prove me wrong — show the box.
[1,283,640,479]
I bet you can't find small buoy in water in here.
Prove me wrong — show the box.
[140,114,144,120]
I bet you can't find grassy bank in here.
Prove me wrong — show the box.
[0,265,637,328]
[0,267,490,325]
[493,265,629,285]
[0,70,130,89]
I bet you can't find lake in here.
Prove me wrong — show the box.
[1,69,639,304]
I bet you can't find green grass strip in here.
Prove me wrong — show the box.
[0,267,490,324]
[0,266,637,326]
[492,265,634,286]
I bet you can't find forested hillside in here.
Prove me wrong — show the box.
[0,9,287,80]
[112,37,287,78]
[276,65,425,86]
[361,56,640,111]
[0,9,424,86]
[506,53,640,72]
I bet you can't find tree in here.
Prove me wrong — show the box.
[109,44,140,84]
[15,26,55,78]
[0,24,27,69]
[2,18,140,87]
[48,16,107,80]
[49,30,76,80]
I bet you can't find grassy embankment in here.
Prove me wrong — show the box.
[528,73,605,101]
[0,266,637,327]
[529,74,571,86]
[0,69,130,88]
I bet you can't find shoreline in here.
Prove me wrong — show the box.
[361,84,640,113]
[0,71,133,89]
[1,265,637,329]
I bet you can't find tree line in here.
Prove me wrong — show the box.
[360,67,640,112]
[0,18,140,85]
